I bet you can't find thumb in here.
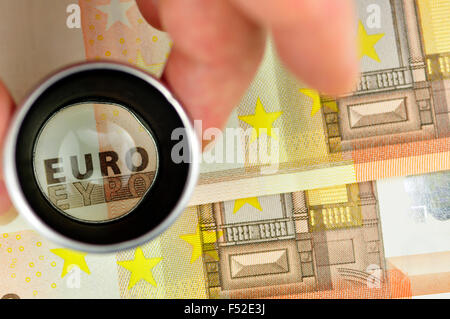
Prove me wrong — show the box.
[0,79,15,214]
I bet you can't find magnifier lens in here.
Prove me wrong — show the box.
[5,62,199,252]
[33,102,158,223]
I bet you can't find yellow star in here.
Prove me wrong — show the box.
[358,20,385,62]
[180,224,223,264]
[233,197,263,214]
[117,247,162,290]
[50,248,91,278]
[238,98,283,143]
[299,88,339,116]
[135,50,165,76]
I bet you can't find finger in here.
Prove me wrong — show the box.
[159,0,265,66]
[164,45,264,149]
[230,0,359,96]
[0,80,14,213]
[157,0,266,146]
[136,0,163,30]
[0,80,13,143]
[272,0,358,95]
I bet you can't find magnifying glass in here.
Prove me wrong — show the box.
[3,62,200,253]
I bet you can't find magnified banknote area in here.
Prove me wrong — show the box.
[33,102,159,223]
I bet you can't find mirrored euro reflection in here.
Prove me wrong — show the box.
[33,102,159,223]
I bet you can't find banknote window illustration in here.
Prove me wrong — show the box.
[306,184,363,232]
[32,102,159,223]
[404,171,450,222]
[416,0,450,79]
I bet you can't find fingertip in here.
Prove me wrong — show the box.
[0,80,15,213]
[273,34,359,97]
[314,53,360,97]
[308,0,360,96]
[0,80,14,142]
[272,0,359,97]
[136,0,164,30]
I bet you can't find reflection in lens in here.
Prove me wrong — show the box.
[33,103,158,223]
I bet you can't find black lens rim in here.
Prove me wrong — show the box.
[15,66,192,246]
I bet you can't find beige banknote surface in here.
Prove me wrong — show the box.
[0,0,170,102]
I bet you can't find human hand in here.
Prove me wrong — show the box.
[136,0,358,143]
[0,0,358,214]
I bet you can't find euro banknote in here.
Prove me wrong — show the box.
[0,0,449,208]
[1,170,448,298]
[0,0,449,300]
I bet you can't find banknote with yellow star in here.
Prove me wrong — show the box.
[0,0,449,300]
[0,227,120,298]
[1,170,448,298]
